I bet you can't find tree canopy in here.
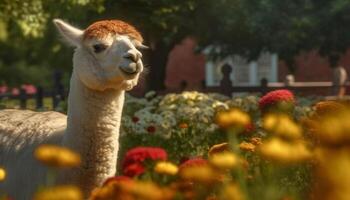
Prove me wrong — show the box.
[196,0,350,68]
[1,0,350,88]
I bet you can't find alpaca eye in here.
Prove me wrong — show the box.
[92,44,107,53]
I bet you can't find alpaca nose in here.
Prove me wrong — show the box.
[123,49,141,63]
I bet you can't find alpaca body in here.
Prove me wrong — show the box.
[0,110,66,199]
[0,18,145,199]
[0,73,125,199]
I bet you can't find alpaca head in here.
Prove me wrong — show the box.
[53,19,146,91]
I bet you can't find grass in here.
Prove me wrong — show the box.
[0,97,56,111]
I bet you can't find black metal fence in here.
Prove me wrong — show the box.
[1,64,348,109]
[0,86,66,110]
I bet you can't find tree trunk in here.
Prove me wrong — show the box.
[146,40,173,91]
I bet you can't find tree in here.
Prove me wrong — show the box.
[0,0,105,87]
[0,0,203,90]
[195,0,350,71]
[2,0,350,88]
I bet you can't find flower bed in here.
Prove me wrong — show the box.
[2,90,349,200]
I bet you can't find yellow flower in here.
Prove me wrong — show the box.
[219,183,245,200]
[209,152,239,170]
[216,109,251,129]
[154,161,179,175]
[33,185,83,200]
[312,147,350,200]
[239,142,256,152]
[180,165,220,183]
[208,143,230,156]
[34,144,81,168]
[258,138,311,164]
[313,110,350,146]
[0,167,6,181]
[263,114,302,140]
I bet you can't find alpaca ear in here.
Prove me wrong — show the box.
[53,19,83,47]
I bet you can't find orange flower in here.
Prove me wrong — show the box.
[239,142,256,152]
[250,137,262,146]
[179,122,189,129]
[208,143,230,156]
[312,101,345,118]
[89,181,134,200]
[103,176,132,186]
[179,157,208,170]
[121,181,174,200]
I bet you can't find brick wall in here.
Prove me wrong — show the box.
[279,49,350,82]
[164,37,206,90]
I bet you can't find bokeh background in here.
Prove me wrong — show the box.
[1,0,350,96]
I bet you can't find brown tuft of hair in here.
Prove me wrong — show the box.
[83,20,143,42]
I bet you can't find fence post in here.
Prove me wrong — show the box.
[180,80,187,92]
[36,86,44,109]
[19,88,27,109]
[220,64,233,97]
[332,66,348,97]
[260,78,268,95]
[52,70,65,109]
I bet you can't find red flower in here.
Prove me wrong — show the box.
[0,85,8,94]
[179,157,208,170]
[123,163,145,177]
[11,88,19,96]
[259,89,295,110]
[122,147,167,177]
[21,84,37,95]
[244,123,255,134]
[132,116,139,123]
[146,126,156,133]
[103,175,132,186]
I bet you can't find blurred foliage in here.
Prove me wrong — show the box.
[196,0,350,69]
[0,0,105,87]
[1,0,350,87]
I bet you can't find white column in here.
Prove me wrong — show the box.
[249,61,258,85]
[270,53,278,82]
[205,61,215,86]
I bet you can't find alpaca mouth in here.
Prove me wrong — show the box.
[119,62,141,78]
[119,67,139,79]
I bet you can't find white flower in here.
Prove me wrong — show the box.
[145,90,157,99]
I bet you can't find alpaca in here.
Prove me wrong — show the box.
[0,19,145,199]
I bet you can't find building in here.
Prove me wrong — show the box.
[164,37,350,91]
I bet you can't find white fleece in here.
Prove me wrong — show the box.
[0,71,125,199]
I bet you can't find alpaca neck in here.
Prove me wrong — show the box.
[61,71,124,192]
